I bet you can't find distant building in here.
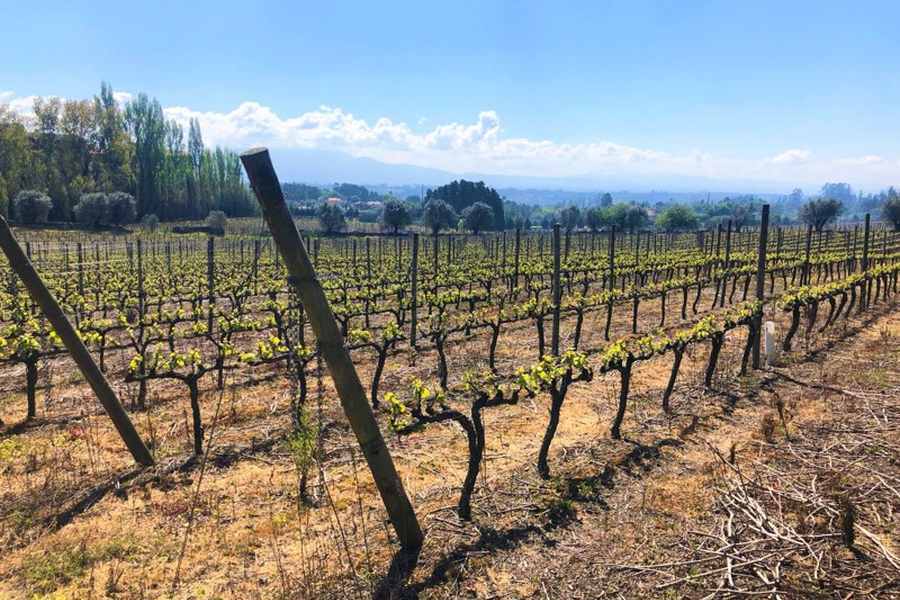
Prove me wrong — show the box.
[324,196,344,208]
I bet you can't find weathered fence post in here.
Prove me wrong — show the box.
[239,148,423,551]
[0,217,154,466]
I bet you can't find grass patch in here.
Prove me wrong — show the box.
[21,537,137,594]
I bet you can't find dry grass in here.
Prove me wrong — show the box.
[0,289,897,598]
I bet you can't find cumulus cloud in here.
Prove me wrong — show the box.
[2,91,898,188]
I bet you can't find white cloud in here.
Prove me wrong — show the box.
[769,149,811,165]
[837,154,884,166]
[2,91,898,189]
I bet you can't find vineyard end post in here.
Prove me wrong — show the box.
[239,147,424,551]
[0,217,154,466]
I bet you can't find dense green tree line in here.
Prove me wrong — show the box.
[0,82,256,222]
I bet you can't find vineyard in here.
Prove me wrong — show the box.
[1,199,899,597]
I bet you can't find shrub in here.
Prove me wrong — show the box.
[206,210,227,230]
[106,192,136,224]
[12,190,52,224]
[74,193,109,226]
[141,213,160,231]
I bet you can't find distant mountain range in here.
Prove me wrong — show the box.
[266,146,791,205]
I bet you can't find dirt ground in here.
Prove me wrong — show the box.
[1,291,897,599]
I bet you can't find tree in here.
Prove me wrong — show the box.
[282,183,322,204]
[0,106,33,211]
[318,204,346,234]
[425,180,505,231]
[799,198,842,232]
[599,192,613,207]
[462,202,495,234]
[188,118,204,175]
[380,199,411,234]
[124,94,166,218]
[881,188,900,231]
[558,205,581,231]
[585,207,608,231]
[1,83,255,224]
[606,203,649,232]
[74,193,109,226]
[12,190,53,224]
[821,183,854,204]
[422,198,457,234]
[656,204,699,231]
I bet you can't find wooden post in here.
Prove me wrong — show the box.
[0,218,153,466]
[862,214,871,309]
[410,232,419,347]
[721,219,732,308]
[551,224,561,356]
[753,205,769,369]
[803,226,813,285]
[240,148,423,551]
[253,239,260,295]
[137,240,145,316]
[207,237,215,334]
[432,233,438,276]
[608,226,616,292]
[715,224,722,260]
[77,242,85,296]
[862,213,871,271]
[513,227,521,291]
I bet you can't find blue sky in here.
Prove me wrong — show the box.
[3,1,899,189]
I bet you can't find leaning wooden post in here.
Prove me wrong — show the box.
[0,217,154,466]
[753,205,769,369]
[410,232,419,347]
[239,148,423,551]
[551,223,561,356]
